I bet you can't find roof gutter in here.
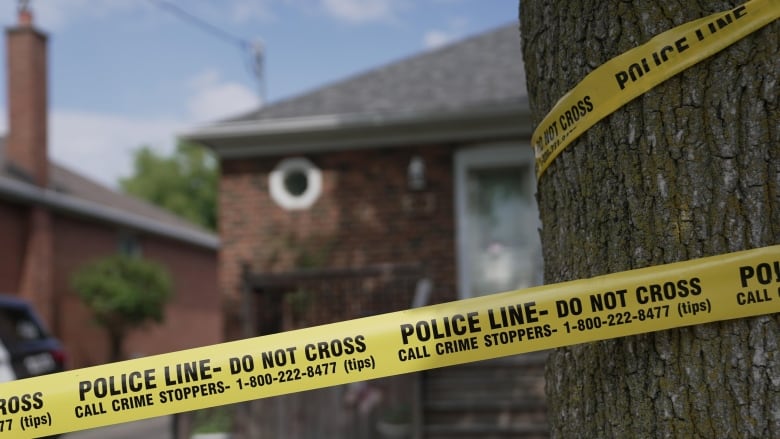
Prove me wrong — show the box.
[0,175,219,250]
[181,102,532,158]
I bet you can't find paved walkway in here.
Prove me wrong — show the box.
[63,415,171,439]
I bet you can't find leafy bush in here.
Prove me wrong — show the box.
[72,255,172,361]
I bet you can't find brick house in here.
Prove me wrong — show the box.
[185,25,548,437]
[0,8,221,369]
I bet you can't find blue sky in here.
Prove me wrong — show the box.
[0,0,518,188]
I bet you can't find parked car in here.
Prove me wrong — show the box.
[0,296,66,438]
[0,295,66,381]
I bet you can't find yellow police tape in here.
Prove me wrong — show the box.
[532,0,780,179]
[0,245,778,436]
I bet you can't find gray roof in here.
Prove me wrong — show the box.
[49,164,207,231]
[185,23,530,156]
[231,23,526,122]
[0,139,218,249]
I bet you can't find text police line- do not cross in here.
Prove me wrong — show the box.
[531,0,780,178]
[0,245,778,437]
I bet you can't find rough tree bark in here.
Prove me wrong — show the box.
[520,1,778,437]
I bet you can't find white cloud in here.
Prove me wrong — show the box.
[1,0,272,31]
[422,17,470,50]
[0,67,259,189]
[186,69,260,123]
[48,110,184,188]
[41,70,259,188]
[4,0,145,31]
[321,0,395,23]
[423,29,454,49]
[229,0,275,23]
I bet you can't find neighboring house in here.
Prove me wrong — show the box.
[0,8,221,369]
[185,24,548,437]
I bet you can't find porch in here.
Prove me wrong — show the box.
[230,263,548,438]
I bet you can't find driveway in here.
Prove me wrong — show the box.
[63,415,171,439]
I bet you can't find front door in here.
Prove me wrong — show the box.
[454,144,542,299]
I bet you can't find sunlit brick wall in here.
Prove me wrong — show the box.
[219,145,458,340]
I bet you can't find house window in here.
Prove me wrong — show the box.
[118,232,142,257]
[269,157,322,210]
[454,144,543,299]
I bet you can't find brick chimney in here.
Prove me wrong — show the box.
[6,4,48,186]
[8,3,55,330]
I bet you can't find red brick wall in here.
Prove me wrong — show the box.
[220,145,457,340]
[17,207,53,325]
[52,214,220,368]
[6,23,48,186]
[52,215,117,366]
[130,234,221,355]
[0,201,28,292]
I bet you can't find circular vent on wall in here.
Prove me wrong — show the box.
[269,157,322,210]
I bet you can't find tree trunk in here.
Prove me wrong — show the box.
[108,329,124,363]
[520,1,779,437]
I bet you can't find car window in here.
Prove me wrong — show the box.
[0,307,46,343]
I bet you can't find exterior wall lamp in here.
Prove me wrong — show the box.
[407,155,426,191]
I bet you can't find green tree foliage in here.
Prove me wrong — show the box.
[71,255,172,362]
[121,141,218,231]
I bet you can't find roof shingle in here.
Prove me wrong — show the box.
[0,138,217,248]
[230,23,525,122]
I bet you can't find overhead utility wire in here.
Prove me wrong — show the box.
[150,0,246,47]
[148,0,266,102]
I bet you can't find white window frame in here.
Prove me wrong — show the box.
[454,143,538,299]
[269,157,323,210]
